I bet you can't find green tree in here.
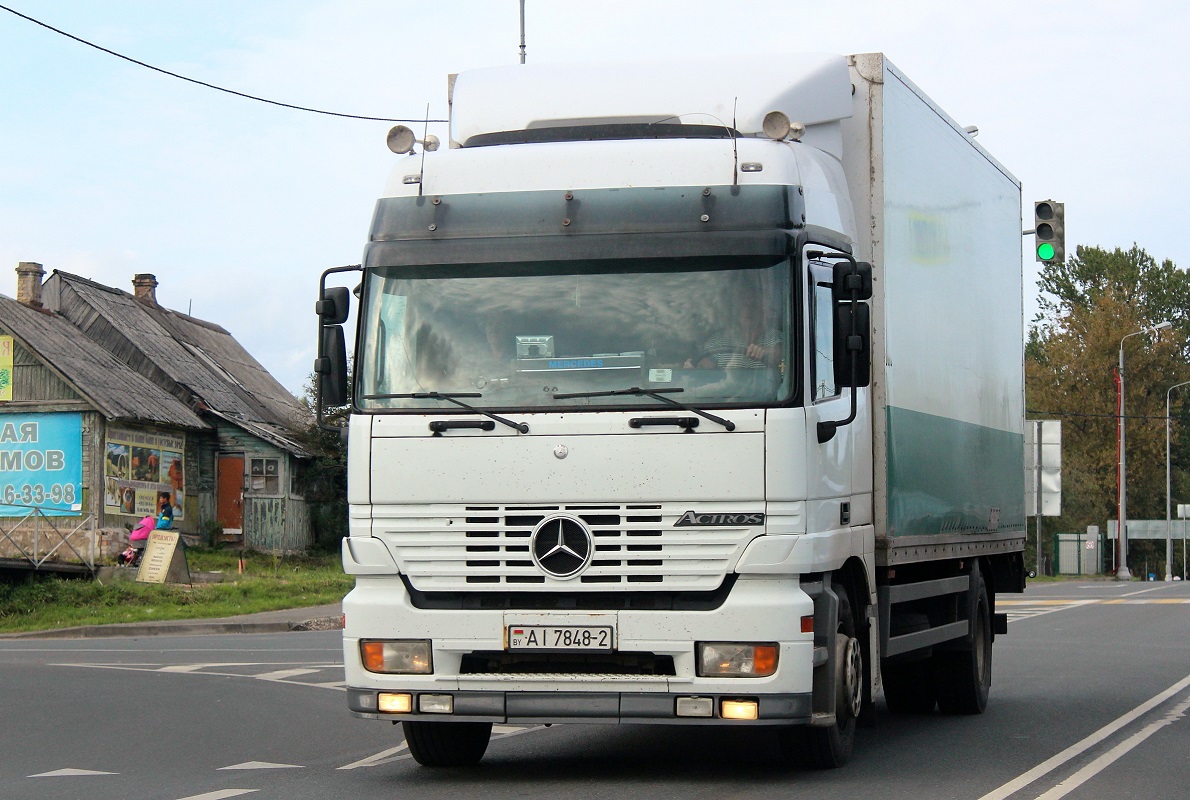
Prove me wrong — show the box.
[296,364,351,552]
[1029,245,1190,576]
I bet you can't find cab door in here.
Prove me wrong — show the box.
[803,247,862,532]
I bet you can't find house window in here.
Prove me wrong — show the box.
[250,457,281,495]
[289,458,306,499]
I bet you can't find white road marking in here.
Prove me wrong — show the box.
[1120,585,1175,597]
[996,595,1190,621]
[999,599,1096,622]
[976,671,1190,800]
[217,761,303,770]
[337,742,409,770]
[51,661,346,690]
[175,791,258,800]
[1032,694,1190,800]
[27,767,117,777]
[251,668,322,680]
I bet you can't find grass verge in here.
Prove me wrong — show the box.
[0,548,351,634]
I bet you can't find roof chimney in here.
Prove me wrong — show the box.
[15,262,45,307]
[132,273,159,307]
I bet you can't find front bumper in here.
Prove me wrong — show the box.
[343,574,816,725]
[346,687,812,725]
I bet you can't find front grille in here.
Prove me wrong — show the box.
[460,651,676,676]
[376,504,758,592]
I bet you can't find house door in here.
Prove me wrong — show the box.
[216,455,244,532]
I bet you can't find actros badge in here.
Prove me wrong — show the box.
[674,511,766,527]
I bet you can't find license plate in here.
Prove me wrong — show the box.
[507,625,614,651]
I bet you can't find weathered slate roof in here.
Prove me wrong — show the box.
[0,294,209,430]
[42,271,311,455]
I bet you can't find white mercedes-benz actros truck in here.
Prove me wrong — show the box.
[316,52,1026,769]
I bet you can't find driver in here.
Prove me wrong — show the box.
[686,282,782,369]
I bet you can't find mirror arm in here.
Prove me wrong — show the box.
[816,252,864,444]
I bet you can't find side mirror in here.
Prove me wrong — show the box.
[316,286,350,325]
[815,254,874,444]
[316,325,348,407]
[314,266,361,430]
[832,261,873,302]
[833,303,871,388]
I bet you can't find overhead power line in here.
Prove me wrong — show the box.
[0,3,446,123]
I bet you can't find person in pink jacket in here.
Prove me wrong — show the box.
[126,513,155,566]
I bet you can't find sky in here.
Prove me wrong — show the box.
[2,0,1188,396]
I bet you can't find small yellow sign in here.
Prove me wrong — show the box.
[135,530,191,585]
[0,335,13,402]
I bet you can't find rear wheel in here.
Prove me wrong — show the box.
[934,566,992,715]
[785,582,861,769]
[402,721,492,767]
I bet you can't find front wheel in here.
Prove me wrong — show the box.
[402,721,492,767]
[783,582,861,769]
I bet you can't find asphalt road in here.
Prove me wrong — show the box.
[1,580,1187,800]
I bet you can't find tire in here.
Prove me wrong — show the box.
[402,721,492,767]
[786,582,861,769]
[934,566,992,715]
[881,660,937,714]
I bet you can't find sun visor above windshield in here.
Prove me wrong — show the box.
[364,230,791,269]
[364,185,801,267]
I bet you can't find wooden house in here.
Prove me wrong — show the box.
[0,262,314,559]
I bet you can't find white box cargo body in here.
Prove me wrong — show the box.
[843,54,1025,558]
[321,52,1026,770]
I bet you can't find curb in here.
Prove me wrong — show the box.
[0,615,342,640]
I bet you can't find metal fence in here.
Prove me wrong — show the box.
[0,503,96,573]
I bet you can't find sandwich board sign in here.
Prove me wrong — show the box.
[135,530,192,585]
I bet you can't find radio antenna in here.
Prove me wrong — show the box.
[519,0,527,64]
[732,98,739,186]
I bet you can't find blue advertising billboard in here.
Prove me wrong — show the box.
[0,412,83,516]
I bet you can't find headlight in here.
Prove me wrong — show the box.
[697,642,778,677]
[360,640,433,674]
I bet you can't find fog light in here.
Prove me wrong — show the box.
[721,699,759,720]
[676,696,715,717]
[419,694,454,714]
[378,692,412,713]
[697,643,779,677]
[361,640,433,674]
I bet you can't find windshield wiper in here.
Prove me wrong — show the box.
[363,392,529,434]
[550,387,735,431]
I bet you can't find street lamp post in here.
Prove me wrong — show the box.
[1166,381,1190,581]
[1113,321,1170,578]
[1118,321,1172,581]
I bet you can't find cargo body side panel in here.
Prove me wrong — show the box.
[843,54,1024,561]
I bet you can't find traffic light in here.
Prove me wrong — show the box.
[1034,200,1065,263]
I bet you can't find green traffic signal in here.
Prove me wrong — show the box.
[1033,200,1065,263]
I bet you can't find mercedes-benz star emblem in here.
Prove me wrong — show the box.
[530,516,594,579]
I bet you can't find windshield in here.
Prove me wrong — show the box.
[356,256,794,411]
